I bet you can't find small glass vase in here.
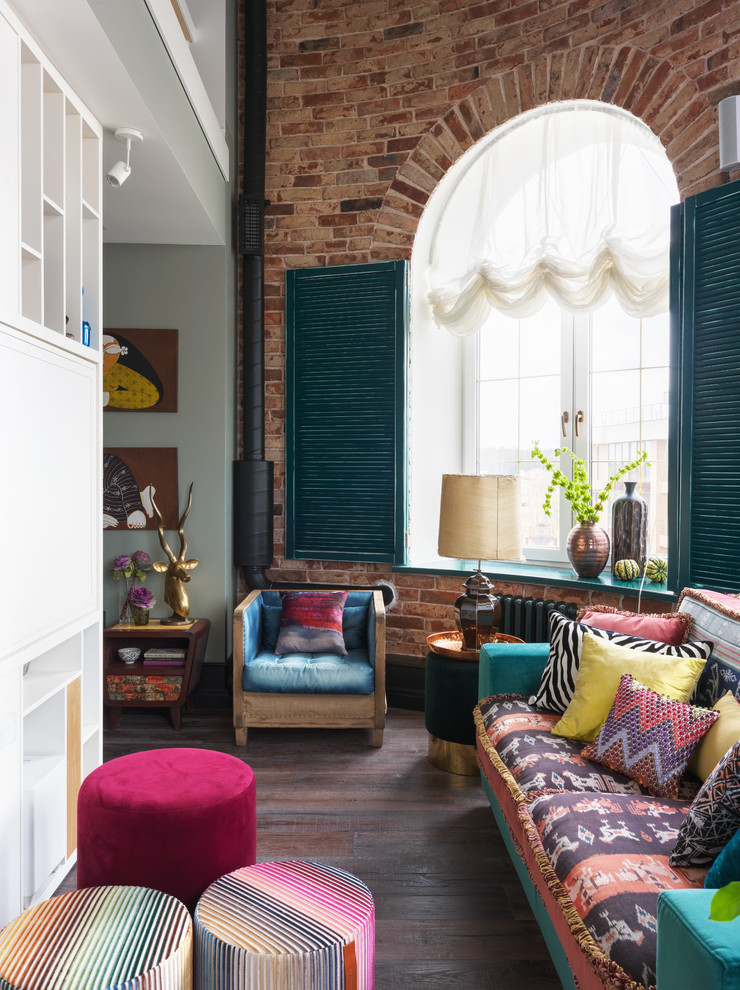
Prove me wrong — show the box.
[130,605,151,626]
[119,587,132,624]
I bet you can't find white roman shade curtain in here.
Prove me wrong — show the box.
[427,102,678,335]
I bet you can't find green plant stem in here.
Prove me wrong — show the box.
[531,444,649,524]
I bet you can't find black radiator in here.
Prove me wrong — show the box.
[495,594,579,643]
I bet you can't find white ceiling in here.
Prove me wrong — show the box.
[10,0,230,246]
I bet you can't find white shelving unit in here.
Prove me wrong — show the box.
[15,35,101,348]
[0,0,103,926]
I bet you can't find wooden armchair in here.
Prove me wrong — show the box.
[233,588,386,746]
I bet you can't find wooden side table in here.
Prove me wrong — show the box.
[103,618,210,730]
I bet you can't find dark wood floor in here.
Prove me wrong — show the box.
[62,706,560,989]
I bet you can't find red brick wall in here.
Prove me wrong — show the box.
[239,0,739,661]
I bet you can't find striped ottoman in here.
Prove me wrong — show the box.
[0,885,192,990]
[194,861,374,990]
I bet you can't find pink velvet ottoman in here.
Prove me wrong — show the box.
[77,748,256,911]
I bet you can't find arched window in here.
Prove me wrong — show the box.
[409,101,679,567]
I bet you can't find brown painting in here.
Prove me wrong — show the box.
[103,448,179,530]
[103,328,178,412]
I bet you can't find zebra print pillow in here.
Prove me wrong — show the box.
[529,610,713,714]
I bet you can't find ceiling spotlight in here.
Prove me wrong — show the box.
[106,126,143,188]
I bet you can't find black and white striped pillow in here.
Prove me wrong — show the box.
[529,610,713,713]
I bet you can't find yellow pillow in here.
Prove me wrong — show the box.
[687,691,740,781]
[551,633,707,743]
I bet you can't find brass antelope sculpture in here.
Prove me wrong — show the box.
[152,483,199,624]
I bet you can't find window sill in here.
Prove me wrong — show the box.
[394,560,676,603]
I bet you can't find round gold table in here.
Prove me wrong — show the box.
[425,632,523,775]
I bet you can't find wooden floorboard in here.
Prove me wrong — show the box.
[61,706,561,989]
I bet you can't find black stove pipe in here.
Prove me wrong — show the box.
[233,0,273,589]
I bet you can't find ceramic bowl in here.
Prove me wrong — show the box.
[118,647,141,664]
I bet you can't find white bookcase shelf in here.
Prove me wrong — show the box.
[0,0,103,927]
[14,23,102,349]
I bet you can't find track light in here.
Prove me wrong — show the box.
[107,127,143,188]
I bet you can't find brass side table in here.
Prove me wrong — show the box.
[424,632,523,775]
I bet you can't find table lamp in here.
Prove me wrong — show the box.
[438,474,522,651]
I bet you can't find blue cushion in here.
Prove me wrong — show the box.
[657,889,740,990]
[243,648,374,694]
[262,603,282,651]
[258,591,371,653]
[342,606,367,651]
[706,827,740,888]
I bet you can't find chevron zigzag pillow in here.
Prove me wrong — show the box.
[581,674,719,799]
[529,610,714,714]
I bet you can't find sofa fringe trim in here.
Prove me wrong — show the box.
[476,696,650,990]
[474,696,530,806]
[517,804,649,990]
[474,697,577,805]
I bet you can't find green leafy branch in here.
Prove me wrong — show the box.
[531,444,649,524]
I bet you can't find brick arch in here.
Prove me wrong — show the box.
[373,44,718,259]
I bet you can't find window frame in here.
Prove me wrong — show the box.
[465,305,670,568]
[407,101,679,590]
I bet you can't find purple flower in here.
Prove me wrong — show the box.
[111,555,132,579]
[131,550,152,569]
[129,587,155,609]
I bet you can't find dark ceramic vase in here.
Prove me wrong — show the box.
[611,481,647,575]
[567,522,610,578]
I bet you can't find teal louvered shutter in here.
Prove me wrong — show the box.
[285,261,408,563]
[672,181,740,592]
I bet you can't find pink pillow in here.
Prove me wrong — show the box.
[577,606,692,646]
[275,590,348,656]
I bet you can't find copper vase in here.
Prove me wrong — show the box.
[567,522,610,578]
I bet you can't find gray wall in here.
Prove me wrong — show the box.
[102,243,236,663]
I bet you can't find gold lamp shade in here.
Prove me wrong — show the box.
[438,474,522,562]
[438,474,522,651]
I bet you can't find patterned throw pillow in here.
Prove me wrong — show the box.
[581,674,719,799]
[274,591,348,656]
[530,611,713,714]
[670,739,740,866]
[576,605,692,645]
[551,633,708,743]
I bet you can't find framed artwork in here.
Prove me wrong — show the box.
[103,447,179,530]
[103,328,178,412]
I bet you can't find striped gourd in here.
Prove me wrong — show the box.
[645,557,668,583]
[614,559,640,581]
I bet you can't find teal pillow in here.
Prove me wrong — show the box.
[262,603,282,651]
[705,827,740,888]
[274,590,348,656]
[342,605,367,652]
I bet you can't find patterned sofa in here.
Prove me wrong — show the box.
[475,589,740,990]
